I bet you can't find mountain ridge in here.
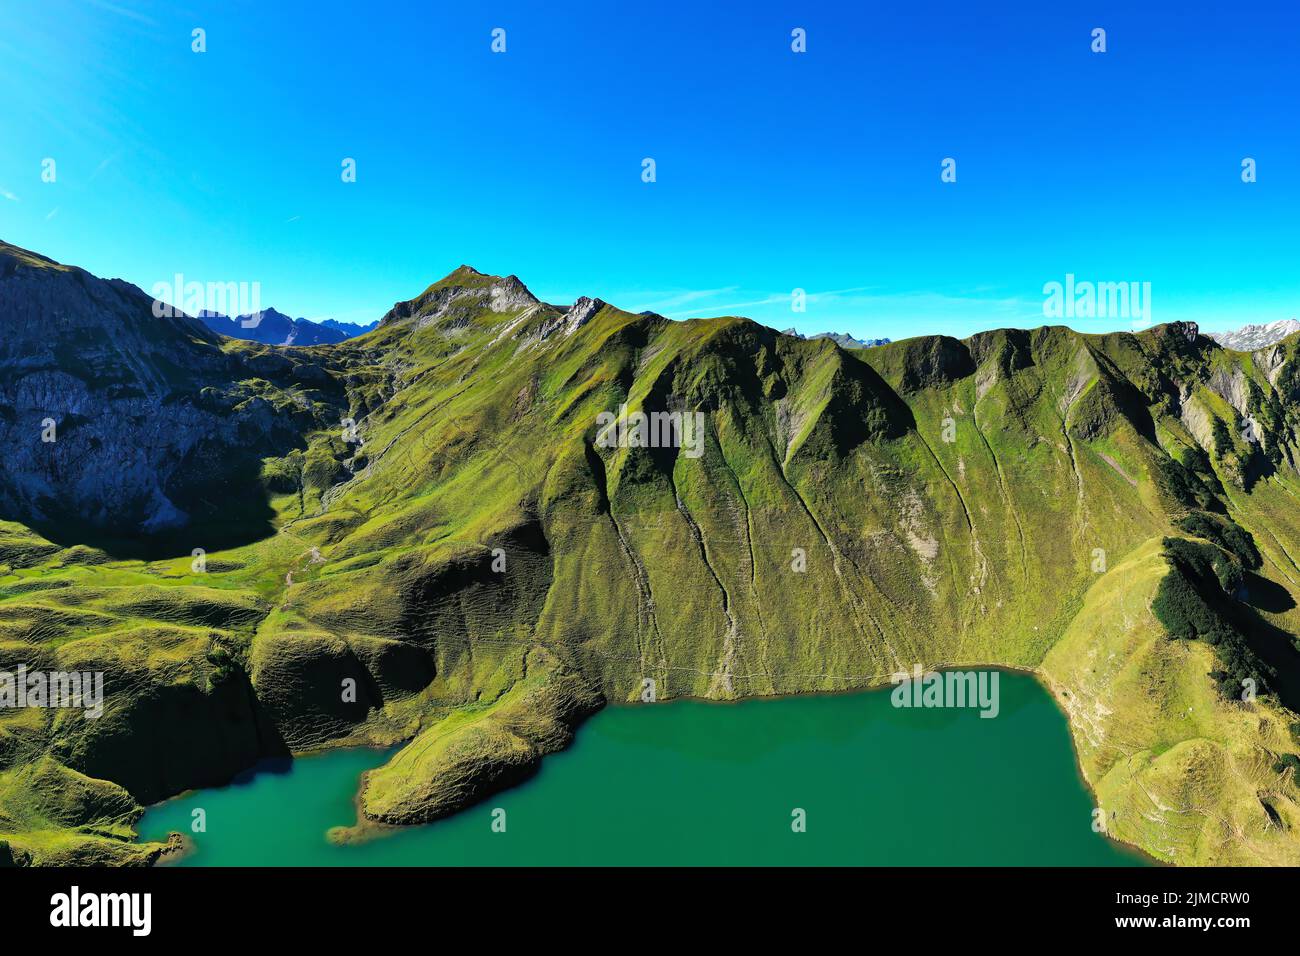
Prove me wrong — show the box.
[3,238,1300,866]
[198,307,377,347]
[1209,319,1300,352]
[781,328,892,349]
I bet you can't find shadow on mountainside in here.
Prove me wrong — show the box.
[1242,571,1297,615]
[1231,598,1300,712]
[11,458,281,562]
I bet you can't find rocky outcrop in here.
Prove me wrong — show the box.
[537,296,604,340]
[378,266,539,328]
[0,241,340,540]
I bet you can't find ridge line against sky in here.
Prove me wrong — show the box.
[1,0,1298,340]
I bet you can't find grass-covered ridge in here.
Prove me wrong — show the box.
[3,239,1300,865]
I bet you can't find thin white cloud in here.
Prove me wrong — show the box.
[89,153,120,182]
[85,0,156,26]
[587,286,740,314]
[1,189,19,202]
[45,207,59,220]
[639,287,740,311]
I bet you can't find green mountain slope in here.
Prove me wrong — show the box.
[3,241,1300,865]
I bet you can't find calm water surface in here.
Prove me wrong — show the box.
[138,672,1144,866]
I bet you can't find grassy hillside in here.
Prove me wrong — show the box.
[3,244,1300,865]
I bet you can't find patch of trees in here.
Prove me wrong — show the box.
[1209,411,1261,490]
[1176,511,1261,569]
[1180,444,1226,501]
[1162,537,1243,594]
[1211,415,1233,459]
[1276,353,1300,404]
[1155,450,1222,513]
[1245,377,1287,468]
[1152,538,1274,700]
[1148,325,1213,387]
[204,636,245,690]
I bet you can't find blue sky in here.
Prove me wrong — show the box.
[1,0,1297,340]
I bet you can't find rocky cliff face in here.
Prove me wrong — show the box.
[0,242,341,543]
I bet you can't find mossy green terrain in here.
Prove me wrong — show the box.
[3,240,1300,865]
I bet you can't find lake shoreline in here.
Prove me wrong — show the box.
[141,669,1146,867]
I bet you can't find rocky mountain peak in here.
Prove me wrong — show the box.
[199,306,363,347]
[380,266,539,327]
[1209,319,1300,352]
[782,328,892,350]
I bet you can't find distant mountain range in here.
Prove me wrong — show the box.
[1208,319,1300,352]
[199,307,377,346]
[781,328,892,349]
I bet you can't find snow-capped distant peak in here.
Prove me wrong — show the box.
[1208,319,1300,351]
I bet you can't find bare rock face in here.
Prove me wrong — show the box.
[379,266,539,328]
[0,241,327,542]
[1209,319,1300,352]
[487,275,539,314]
[1257,342,1291,387]
[1206,365,1251,416]
[560,296,603,335]
[537,296,605,340]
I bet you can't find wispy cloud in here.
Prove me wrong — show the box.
[1,189,19,202]
[45,207,59,221]
[85,0,156,26]
[635,286,740,312]
[89,153,120,181]
[697,285,882,317]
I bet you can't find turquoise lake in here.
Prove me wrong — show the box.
[138,671,1145,866]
